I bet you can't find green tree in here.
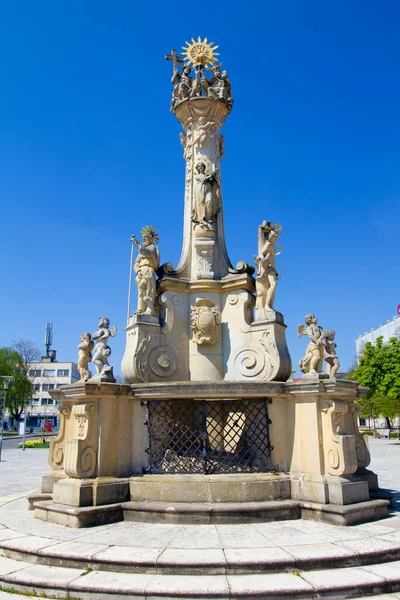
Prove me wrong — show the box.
[0,348,33,424]
[352,336,400,428]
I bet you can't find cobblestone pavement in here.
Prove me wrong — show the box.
[368,437,400,513]
[0,447,49,496]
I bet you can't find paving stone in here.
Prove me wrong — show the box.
[227,572,314,594]
[338,536,400,555]
[0,556,31,576]
[146,573,230,596]
[0,535,61,553]
[167,524,222,548]
[3,562,84,587]
[224,546,295,569]
[0,530,26,542]
[68,570,154,595]
[92,545,163,566]
[38,540,110,559]
[285,542,356,562]
[217,523,276,548]
[157,548,226,568]
[362,559,400,582]
[300,565,387,590]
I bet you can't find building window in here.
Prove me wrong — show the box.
[43,369,56,377]
[29,370,41,377]
[33,384,41,391]
[42,384,55,391]
[32,398,40,405]
[41,398,54,405]
[57,369,69,377]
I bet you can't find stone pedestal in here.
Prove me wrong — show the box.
[32,359,387,528]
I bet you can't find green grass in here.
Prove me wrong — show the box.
[0,584,80,599]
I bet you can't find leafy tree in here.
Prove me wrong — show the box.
[352,336,400,428]
[0,348,33,424]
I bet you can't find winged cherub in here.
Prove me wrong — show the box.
[91,317,117,381]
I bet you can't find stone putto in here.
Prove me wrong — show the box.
[254,221,282,320]
[297,314,324,375]
[91,317,117,383]
[77,333,94,382]
[321,329,340,378]
[132,226,160,316]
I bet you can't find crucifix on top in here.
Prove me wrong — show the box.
[166,38,233,111]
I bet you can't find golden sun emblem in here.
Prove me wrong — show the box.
[181,37,220,69]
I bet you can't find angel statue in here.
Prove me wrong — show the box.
[91,317,117,382]
[254,221,282,320]
[132,226,160,316]
[297,314,324,375]
[321,329,340,378]
[77,333,94,382]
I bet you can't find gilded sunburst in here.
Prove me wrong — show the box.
[181,37,220,69]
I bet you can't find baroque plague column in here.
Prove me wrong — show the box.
[33,38,386,530]
[122,38,292,383]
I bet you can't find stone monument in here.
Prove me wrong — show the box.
[31,38,388,528]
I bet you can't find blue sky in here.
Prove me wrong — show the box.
[0,1,399,375]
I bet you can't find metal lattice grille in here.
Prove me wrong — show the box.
[144,399,273,474]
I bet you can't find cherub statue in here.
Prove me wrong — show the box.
[77,333,94,382]
[254,221,282,319]
[132,226,160,315]
[297,314,324,375]
[192,162,220,224]
[321,329,340,378]
[91,317,117,382]
[194,117,215,148]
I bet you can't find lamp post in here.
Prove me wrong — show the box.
[0,376,13,462]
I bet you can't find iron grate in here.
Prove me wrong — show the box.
[143,398,273,474]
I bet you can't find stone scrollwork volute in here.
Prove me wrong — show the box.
[134,331,181,383]
[347,401,371,468]
[320,399,358,477]
[64,402,98,479]
[191,299,220,345]
[49,404,71,470]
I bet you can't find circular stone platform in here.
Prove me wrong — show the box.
[1,494,400,598]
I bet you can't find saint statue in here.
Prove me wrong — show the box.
[297,314,324,375]
[170,63,200,110]
[201,65,233,109]
[132,226,160,315]
[192,162,220,224]
[254,221,282,318]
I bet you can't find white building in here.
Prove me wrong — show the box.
[355,315,400,430]
[355,315,400,362]
[5,352,80,430]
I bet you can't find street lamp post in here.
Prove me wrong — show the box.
[0,376,13,462]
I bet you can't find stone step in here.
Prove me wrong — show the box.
[1,554,400,599]
[2,533,400,576]
[121,498,389,526]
